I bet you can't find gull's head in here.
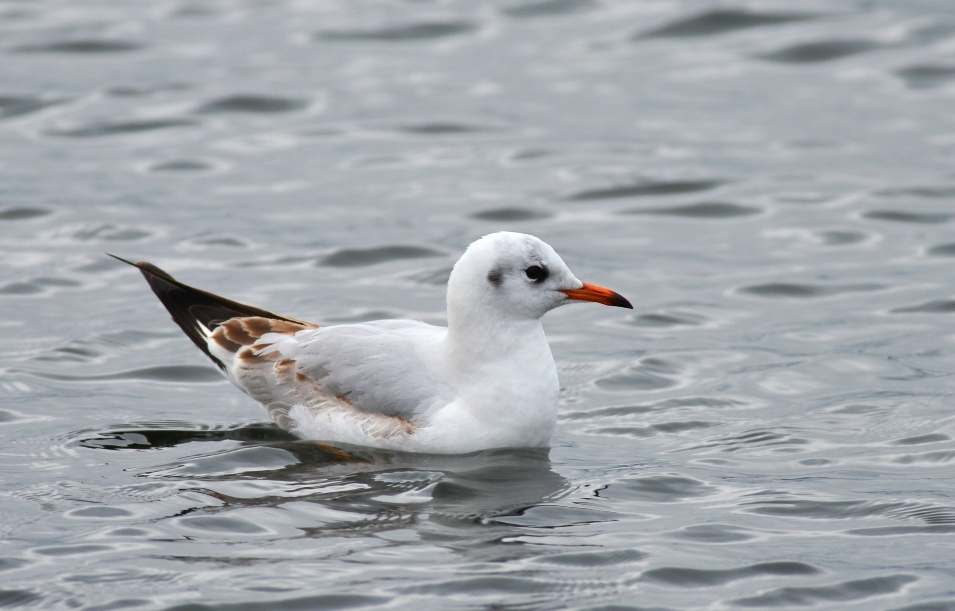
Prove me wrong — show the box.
[447,231,632,324]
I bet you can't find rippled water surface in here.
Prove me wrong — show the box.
[2,0,955,609]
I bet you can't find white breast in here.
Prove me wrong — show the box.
[414,323,560,453]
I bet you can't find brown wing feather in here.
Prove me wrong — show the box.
[109,254,317,369]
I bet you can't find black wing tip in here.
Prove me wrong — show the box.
[111,253,312,372]
[107,253,176,282]
[109,253,226,369]
[106,252,136,267]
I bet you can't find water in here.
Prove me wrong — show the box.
[1,0,954,608]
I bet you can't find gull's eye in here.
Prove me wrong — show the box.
[523,265,547,283]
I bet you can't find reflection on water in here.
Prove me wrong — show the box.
[78,424,568,528]
[1,0,955,608]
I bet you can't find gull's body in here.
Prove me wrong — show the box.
[116,232,630,454]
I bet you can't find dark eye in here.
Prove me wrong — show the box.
[524,265,547,282]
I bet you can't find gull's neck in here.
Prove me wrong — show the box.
[446,306,545,367]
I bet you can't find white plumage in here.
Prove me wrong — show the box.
[117,231,631,454]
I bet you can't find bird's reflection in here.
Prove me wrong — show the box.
[78,422,570,550]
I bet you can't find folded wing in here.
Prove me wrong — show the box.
[249,321,450,438]
[115,255,449,441]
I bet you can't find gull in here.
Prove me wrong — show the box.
[112,232,631,454]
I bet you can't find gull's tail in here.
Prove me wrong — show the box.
[108,254,314,370]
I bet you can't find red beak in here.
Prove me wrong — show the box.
[560,282,633,309]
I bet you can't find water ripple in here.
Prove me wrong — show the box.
[14,40,143,53]
[470,207,554,222]
[162,594,389,611]
[640,9,814,38]
[730,574,918,607]
[864,210,951,224]
[759,40,881,63]
[896,65,955,89]
[47,119,197,138]
[0,206,51,220]
[27,365,224,384]
[739,282,884,299]
[197,96,309,114]
[567,179,723,201]
[641,562,819,587]
[0,95,64,119]
[316,22,477,42]
[620,202,762,219]
[319,246,445,267]
[502,0,595,19]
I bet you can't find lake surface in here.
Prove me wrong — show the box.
[1,0,955,609]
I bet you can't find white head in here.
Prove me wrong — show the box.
[446,232,631,327]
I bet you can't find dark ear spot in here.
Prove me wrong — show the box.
[487,267,503,287]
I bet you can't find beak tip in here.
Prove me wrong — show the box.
[561,283,633,309]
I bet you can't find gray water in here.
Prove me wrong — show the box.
[1,0,955,609]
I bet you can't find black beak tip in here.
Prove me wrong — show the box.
[614,293,634,309]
